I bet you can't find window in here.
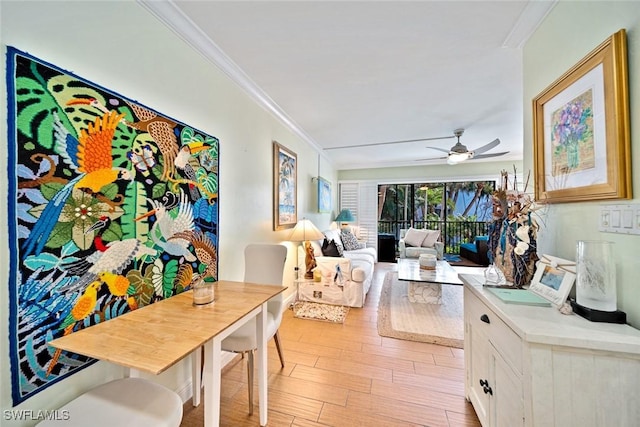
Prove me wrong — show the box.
[378,180,495,254]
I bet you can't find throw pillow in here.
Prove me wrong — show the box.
[340,229,361,251]
[421,229,441,248]
[403,227,428,247]
[321,239,342,257]
[324,229,344,254]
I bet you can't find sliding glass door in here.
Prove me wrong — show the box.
[378,180,495,254]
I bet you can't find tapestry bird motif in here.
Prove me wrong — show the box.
[6,47,220,404]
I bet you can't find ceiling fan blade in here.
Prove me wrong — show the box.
[415,155,448,161]
[472,138,500,155]
[471,151,509,160]
[324,134,455,150]
[425,146,451,154]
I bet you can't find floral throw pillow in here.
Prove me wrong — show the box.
[340,230,361,251]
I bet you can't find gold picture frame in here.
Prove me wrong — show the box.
[273,141,297,230]
[532,29,631,203]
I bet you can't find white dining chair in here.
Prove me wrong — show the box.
[226,243,287,414]
[195,243,287,415]
[37,377,182,427]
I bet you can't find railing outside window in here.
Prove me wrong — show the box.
[377,180,495,256]
[378,220,490,255]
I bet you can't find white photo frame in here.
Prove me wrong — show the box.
[529,254,576,306]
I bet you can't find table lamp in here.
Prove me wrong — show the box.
[335,209,355,231]
[289,218,324,279]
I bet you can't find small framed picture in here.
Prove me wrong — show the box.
[529,255,576,306]
[317,176,331,213]
[273,141,297,230]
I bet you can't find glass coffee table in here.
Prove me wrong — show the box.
[397,258,462,304]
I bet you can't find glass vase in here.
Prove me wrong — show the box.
[575,240,616,312]
[192,276,215,305]
[484,263,507,287]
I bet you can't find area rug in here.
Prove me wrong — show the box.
[377,272,463,348]
[292,301,349,323]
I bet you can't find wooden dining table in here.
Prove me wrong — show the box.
[49,280,286,427]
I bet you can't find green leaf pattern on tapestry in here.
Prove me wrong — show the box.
[152,258,179,299]
[121,182,150,239]
[14,76,60,150]
[127,266,155,308]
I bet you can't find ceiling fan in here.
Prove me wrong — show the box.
[421,128,508,164]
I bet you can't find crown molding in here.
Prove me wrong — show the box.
[137,0,327,158]
[502,0,558,49]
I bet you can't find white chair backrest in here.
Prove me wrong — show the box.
[244,244,287,285]
[244,244,287,321]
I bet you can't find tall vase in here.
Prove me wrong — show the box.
[567,138,580,169]
[575,240,616,312]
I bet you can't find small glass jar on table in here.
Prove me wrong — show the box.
[192,276,215,305]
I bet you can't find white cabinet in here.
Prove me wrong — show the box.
[465,285,524,427]
[461,274,640,427]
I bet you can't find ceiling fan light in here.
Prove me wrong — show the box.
[448,152,471,164]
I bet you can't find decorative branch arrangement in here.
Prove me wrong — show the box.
[487,168,541,288]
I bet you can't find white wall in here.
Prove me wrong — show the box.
[0,1,336,423]
[523,1,640,326]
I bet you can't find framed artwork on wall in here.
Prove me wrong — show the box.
[6,47,220,404]
[317,177,331,213]
[532,29,631,203]
[273,141,297,230]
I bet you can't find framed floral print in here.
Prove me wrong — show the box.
[533,29,631,203]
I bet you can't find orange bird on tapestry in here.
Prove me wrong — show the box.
[68,97,180,181]
[71,110,134,192]
[46,280,102,376]
[99,272,138,310]
[22,109,134,257]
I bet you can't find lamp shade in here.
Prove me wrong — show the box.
[289,219,324,242]
[335,209,355,223]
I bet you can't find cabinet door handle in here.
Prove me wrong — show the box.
[480,314,490,324]
[479,379,493,395]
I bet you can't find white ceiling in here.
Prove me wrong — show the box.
[142,1,556,170]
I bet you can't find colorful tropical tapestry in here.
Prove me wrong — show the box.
[6,47,219,405]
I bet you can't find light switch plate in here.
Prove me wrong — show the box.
[600,204,640,235]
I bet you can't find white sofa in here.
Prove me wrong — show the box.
[296,229,376,308]
[398,228,444,260]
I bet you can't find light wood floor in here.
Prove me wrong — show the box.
[180,262,481,427]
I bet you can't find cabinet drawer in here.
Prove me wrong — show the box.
[466,289,523,374]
